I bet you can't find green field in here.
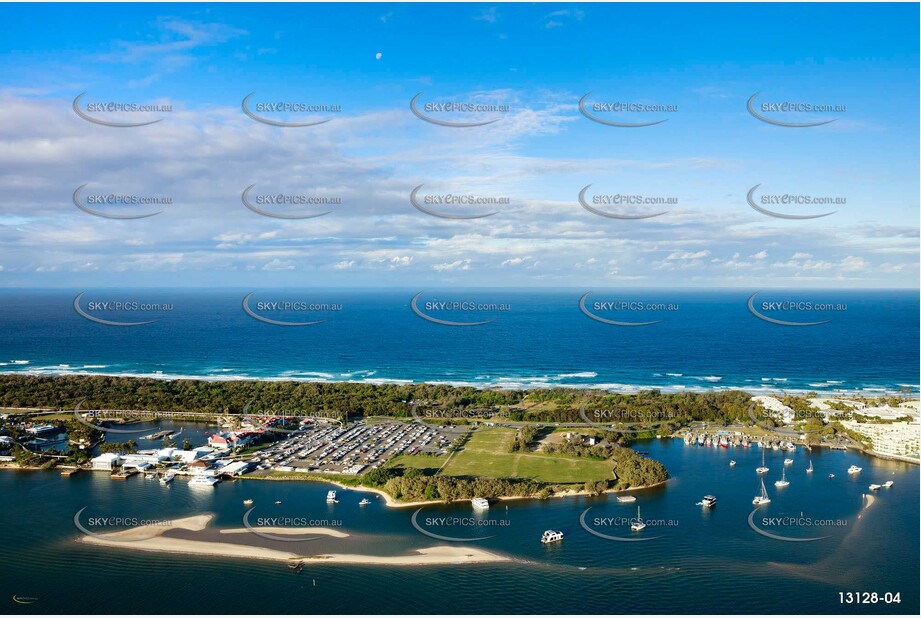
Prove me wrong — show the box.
[439,427,614,483]
[386,453,448,475]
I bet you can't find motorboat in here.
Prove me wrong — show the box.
[699,495,717,508]
[616,495,637,503]
[847,465,862,475]
[729,460,736,467]
[540,530,564,544]
[359,498,371,506]
[326,490,338,504]
[159,471,175,485]
[243,499,254,505]
[783,458,793,466]
[883,480,894,488]
[471,497,490,510]
[868,484,881,491]
[189,475,220,487]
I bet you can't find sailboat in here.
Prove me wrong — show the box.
[756,449,769,474]
[630,506,646,532]
[774,468,790,488]
[753,479,771,505]
[806,460,814,474]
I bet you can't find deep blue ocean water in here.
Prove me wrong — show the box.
[0,288,917,394]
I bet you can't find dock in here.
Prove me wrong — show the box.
[111,469,138,480]
[60,467,82,477]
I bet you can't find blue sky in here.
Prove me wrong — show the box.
[0,2,918,288]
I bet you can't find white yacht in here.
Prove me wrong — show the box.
[756,450,769,474]
[806,460,814,473]
[471,497,490,510]
[540,530,564,544]
[868,484,881,491]
[753,479,771,505]
[159,471,175,485]
[326,490,338,504]
[883,480,894,488]
[847,465,862,475]
[729,460,736,467]
[631,506,646,532]
[699,495,717,508]
[616,495,637,503]
[189,475,220,487]
[783,458,794,466]
[243,498,254,505]
[774,468,790,488]
[359,498,371,506]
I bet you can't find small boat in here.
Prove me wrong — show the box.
[756,450,769,474]
[616,495,637,503]
[159,471,175,485]
[753,479,771,505]
[883,480,894,488]
[630,506,646,532]
[359,498,371,506]
[847,465,862,475]
[145,472,156,480]
[326,490,338,504]
[868,484,881,491]
[540,530,564,544]
[828,473,835,479]
[471,497,490,510]
[806,460,814,473]
[243,499,254,505]
[699,495,717,508]
[783,458,793,466]
[729,460,736,467]
[288,561,303,573]
[274,500,282,505]
[774,469,790,488]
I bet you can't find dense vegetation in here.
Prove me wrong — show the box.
[1,375,758,427]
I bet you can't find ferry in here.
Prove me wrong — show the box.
[540,530,564,544]
[630,506,646,532]
[883,480,894,488]
[753,479,771,505]
[868,484,881,491]
[616,495,637,503]
[159,471,175,485]
[189,475,220,487]
[359,498,371,506]
[326,490,339,504]
[699,495,717,508]
[847,465,862,475]
[471,497,490,510]
[774,468,790,488]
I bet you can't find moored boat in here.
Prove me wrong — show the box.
[848,465,862,475]
[616,495,637,503]
[753,479,771,505]
[471,497,490,510]
[630,506,646,532]
[540,530,564,544]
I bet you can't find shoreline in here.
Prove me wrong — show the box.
[1,368,914,397]
[243,475,671,509]
[77,514,510,566]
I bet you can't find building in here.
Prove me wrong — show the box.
[91,453,122,470]
[208,431,255,449]
[216,460,251,477]
[841,419,920,460]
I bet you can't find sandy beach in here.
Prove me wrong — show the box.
[78,514,509,566]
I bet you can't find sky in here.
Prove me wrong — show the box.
[0,2,918,288]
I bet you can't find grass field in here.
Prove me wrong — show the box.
[439,427,614,483]
[386,453,449,475]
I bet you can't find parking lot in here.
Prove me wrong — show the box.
[248,420,466,475]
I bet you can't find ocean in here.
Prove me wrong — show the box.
[0,288,917,394]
